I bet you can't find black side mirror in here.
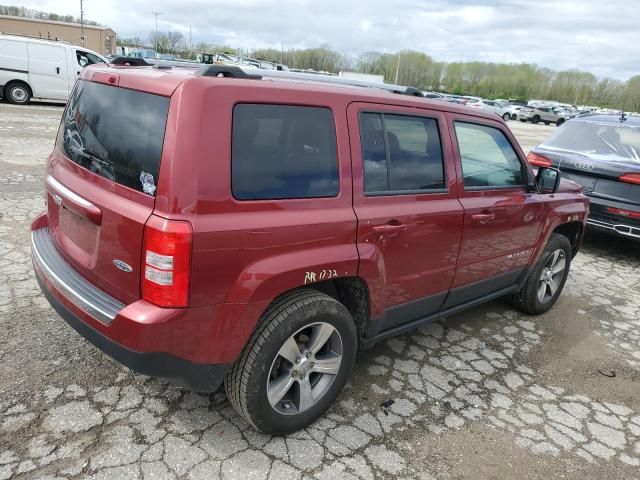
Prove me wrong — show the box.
[536,167,561,193]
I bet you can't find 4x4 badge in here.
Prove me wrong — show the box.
[113,259,133,273]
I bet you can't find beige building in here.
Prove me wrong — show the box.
[0,14,116,55]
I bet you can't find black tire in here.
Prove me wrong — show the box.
[507,233,572,315]
[4,82,31,105]
[520,119,527,122]
[532,115,540,124]
[225,290,357,435]
[502,112,510,121]
[544,121,550,125]
[556,118,565,127]
[511,114,518,120]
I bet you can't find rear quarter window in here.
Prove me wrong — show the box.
[59,80,169,195]
[232,104,339,200]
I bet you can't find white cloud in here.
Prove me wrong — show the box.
[14,0,639,80]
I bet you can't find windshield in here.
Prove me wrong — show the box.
[59,80,170,195]
[541,120,640,162]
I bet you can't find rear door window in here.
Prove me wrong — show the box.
[232,104,339,200]
[360,112,446,194]
[60,80,169,195]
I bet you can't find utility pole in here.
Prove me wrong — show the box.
[152,11,161,58]
[189,24,192,52]
[394,51,401,84]
[280,41,283,64]
[80,0,85,47]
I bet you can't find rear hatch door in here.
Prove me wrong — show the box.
[45,79,170,304]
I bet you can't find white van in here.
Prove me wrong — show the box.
[0,34,108,104]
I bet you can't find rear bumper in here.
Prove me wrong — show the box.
[36,273,229,392]
[30,224,266,392]
[586,196,640,241]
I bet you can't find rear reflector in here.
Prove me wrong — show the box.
[142,215,192,307]
[607,207,640,220]
[620,173,640,185]
[527,152,552,167]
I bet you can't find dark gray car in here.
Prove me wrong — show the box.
[528,114,640,241]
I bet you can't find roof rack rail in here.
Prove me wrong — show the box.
[196,64,423,97]
[110,56,152,66]
[196,64,262,79]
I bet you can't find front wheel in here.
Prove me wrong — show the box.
[502,112,511,121]
[532,115,540,124]
[225,290,357,435]
[507,233,572,315]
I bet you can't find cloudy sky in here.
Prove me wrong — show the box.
[16,0,640,80]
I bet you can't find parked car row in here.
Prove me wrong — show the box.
[518,105,573,126]
[423,92,539,122]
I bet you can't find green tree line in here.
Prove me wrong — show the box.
[116,36,640,112]
[251,47,639,111]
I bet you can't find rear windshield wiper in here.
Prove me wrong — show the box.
[73,147,106,164]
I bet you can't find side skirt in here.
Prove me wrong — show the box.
[362,268,528,348]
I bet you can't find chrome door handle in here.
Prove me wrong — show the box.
[471,213,495,224]
[372,223,407,234]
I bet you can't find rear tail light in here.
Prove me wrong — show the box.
[607,207,640,220]
[620,173,640,185]
[142,215,192,307]
[527,152,553,167]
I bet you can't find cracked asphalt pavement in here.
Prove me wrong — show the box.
[1,102,639,479]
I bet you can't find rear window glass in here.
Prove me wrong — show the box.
[232,104,339,200]
[542,121,640,162]
[60,80,169,195]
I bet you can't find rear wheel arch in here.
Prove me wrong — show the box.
[252,276,371,346]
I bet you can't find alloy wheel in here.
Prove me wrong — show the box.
[537,249,566,304]
[267,322,343,415]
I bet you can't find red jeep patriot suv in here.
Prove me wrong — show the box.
[31,64,589,434]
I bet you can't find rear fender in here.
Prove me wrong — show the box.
[225,245,359,304]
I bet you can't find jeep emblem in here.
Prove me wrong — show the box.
[113,259,133,273]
